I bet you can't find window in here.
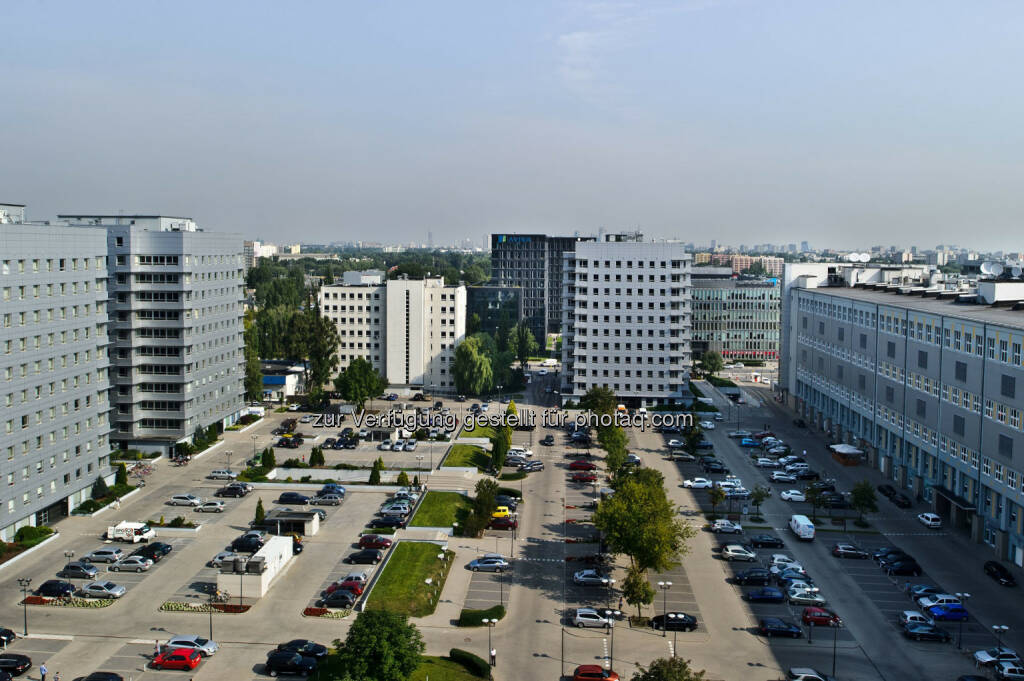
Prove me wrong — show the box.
[953,415,965,436]
[887,341,896,358]
[859,333,867,349]
[955,361,967,382]
[1001,375,1016,400]
[999,435,1014,458]
[918,351,928,369]
[858,374,866,390]
[916,399,926,418]
[885,386,895,403]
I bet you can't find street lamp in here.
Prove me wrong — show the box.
[251,435,258,462]
[994,625,1009,648]
[482,618,496,666]
[657,581,672,637]
[416,454,424,471]
[955,592,971,649]
[63,550,74,573]
[831,615,838,678]
[602,577,617,611]
[16,578,31,636]
[226,450,233,472]
[497,385,503,404]
[208,589,215,640]
[603,610,620,671]
[667,613,679,656]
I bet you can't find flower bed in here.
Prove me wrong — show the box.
[71,483,136,515]
[302,606,352,619]
[23,596,113,608]
[160,601,251,613]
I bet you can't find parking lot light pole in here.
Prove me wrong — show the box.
[602,577,616,611]
[63,550,74,573]
[208,589,214,639]
[251,435,258,461]
[604,610,617,670]
[832,616,838,677]
[17,578,30,636]
[993,625,1009,648]
[667,613,678,656]
[955,592,971,649]
[657,581,672,637]
[226,450,232,472]
[482,618,495,665]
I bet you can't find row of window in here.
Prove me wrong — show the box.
[575,259,686,269]
[3,279,104,300]
[2,257,104,275]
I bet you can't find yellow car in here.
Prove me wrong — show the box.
[491,506,511,518]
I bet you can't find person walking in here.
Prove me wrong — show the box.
[39,662,47,681]
[53,673,61,681]
[490,648,496,667]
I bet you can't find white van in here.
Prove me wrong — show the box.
[789,514,815,541]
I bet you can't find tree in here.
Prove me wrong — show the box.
[699,351,724,378]
[334,358,389,410]
[254,498,266,525]
[336,610,425,681]
[305,310,340,397]
[490,428,510,472]
[804,485,825,521]
[91,476,110,500]
[309,446,325,467]
[580,386,617,416]
[243,314,264,402]
[682,425,704,458]
[453,337,493,396]
[396,470,410,487]
[115,462,128,487]
[708,486,726,518]
[507,323,539,369]
[750,485,770,518]
[467,312,481,335]
[632,657,707,681]
[850,479,878,523]
[622,565,655,619]
[463,478,500,537]
[263,447,276,469]
[369,457,383,485]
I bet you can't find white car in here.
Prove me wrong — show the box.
[711,519,743,534]
[788,587,826,606]
[771,471,796,483]
[917,512,941,529]
[667,439,685,449]
[727,430,752,438]
[755,458,780,468]
[299,415,314,423]
[81,581,127,599]
[209,551,242,568]
[392,439,406,451]
[378,439,393,451]
[722,544,756,561]
[974,647,1020,667]
[109,555,153,572]
[683,478,713,489]
[195,501,225,513]
[169,494,203,507]
[699,421,715,430]
[573,607,610,628]
[899,610,935,628]
[781,490,806,502]
[769,554,800,568]
[287,404,301,411]
[537,369,549,376]
[165,635,219,657]
[767,446,789,455]
[713,413,724,421]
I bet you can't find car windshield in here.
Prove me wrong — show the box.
[102,582,115,588]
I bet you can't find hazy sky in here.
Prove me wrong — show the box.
[4,1,1024,250]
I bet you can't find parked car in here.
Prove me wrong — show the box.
[109,555,153,572]
[520,461,545,472]
[744,587,786,603]
[82,548,124,564]
[490,516,518,530]
[540,435,555,446]
[878,484,897,498]
[0,654,31,676]
[759,617,802,638]
[573,665,619,681]
[802,607,842,627]
[995,662,1024,680]
[683,478,713,489]
[917,513,942,529]
[358,535,392,550]
[722,544,757,562]
[345,549,384,565]
[208,551,241,568]
[573,569,608,586]
[570,472,598,483]
[165,635,219,656]
[885,560,922,576]
[231,536,264,553]
[215,486,248,498]
[468,554,510,572]
[985,561,1019,587]
[57,561,99,579]
[890,492,913,508]
[771,471,797,483]
[749,534,784,548]
[151,648,201,671]
[898,610,935,628]
[573,607,611,628]
[313,494,344,506]
[316,589,357,609]
[169,494,203,507]
[928,604,970,622]
[277,492,310,505]
[368,517,406,529]
[903,623,951,642]
[788,588,826,606]
[973,647,1020,668]
[649,612,697,632]
[734,568,772,586]
[37,580,74,598]
[781,490,806,502]
[264,651,318,677]
[569,460,597,471]
[711,519,742,534]
[80,674,124,681]
[196,501,225,513]
[918,594,962,609]
[831,543,869,559]
[276,640,328,659]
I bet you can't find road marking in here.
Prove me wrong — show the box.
[603,636,610,668]
[667,640,674,656]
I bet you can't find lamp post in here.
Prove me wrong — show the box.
[602,577,617,611]
[603,610,619,671]
[63,550,74,574]
[226,450,233,472]
[497,385,503,405]
[208,588,215,640]
[832,615,838,678]
[993,625,1009,648]
[667,613,679,656]
[239,567,244,610]
[251,435,258,462]
[452,521,459,538]
[425,577,434,606]
[16,578,30,636]
[416,454,424,472]
[955,592,971,649]
[657,581,672,637]
[482,618,496,666]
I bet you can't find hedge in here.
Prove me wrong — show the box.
[14,525,54,543]
[457,604,506,627]
[448,649,492,679]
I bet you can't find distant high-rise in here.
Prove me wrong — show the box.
[800,240,810,252]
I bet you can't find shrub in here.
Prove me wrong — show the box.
[457,604,506,627]
[282,458,309,469]
[73,499,102,514]
[115,462,128,486]
[448,648,492,679]
[499,472,526,481]
[14,526,53,543]
[91,476,110,500]
[397,470,410,487]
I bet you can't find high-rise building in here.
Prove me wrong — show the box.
[560,234,692,407]
[781,269,1024,563]
[61,214,246,454]
[319,272,465,390]
[0,205,114,537]
[466,286,523,335]
[691,269,780,361]
[490,233,595,341]
[243,240,261,271]
[800,241,810,252]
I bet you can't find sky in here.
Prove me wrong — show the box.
[3,1,1024,250]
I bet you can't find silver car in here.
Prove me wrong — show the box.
[81,581,126,599]
[573,607,610,628]
[169,494,203,507]
[109,555,153,572]
[83,547,124,564]
[209,551,242,568]
[195,501,225,513]
[165,635,219,656]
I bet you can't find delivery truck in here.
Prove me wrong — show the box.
[106,521,155,543]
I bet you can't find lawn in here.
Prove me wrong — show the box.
[443,444,491,470]
[409,656,485,681]
[410,491,472,527]
[461,423,496,439]
[367,542,454,617]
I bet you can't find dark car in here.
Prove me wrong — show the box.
[57,561,99,579]
[744,587,786,603]
[831,543,869,559]
[316,589,357,608]
[565,451,594,459]
[733,568,772,586]
[749,534,784,548]
[82,673,125,681]
[0,630,13,646]
[759,617,802,638]
[490,516,519,530]
[341,437,358,449]
[215,486,247,498]
[276,640,328,659]
[806,481,836,493]
[278,492,310,505]
[132,542,172,562]
[37,580,74,598]
[358,535,393,550]
[703,462,728,474]
[0,654,30,676]
[903,623,951,642]
[649,612,697,632]
[820,492,849,509]
[569,460,597,471]
[890,492,913,508]
[345,549,384,565]
[877,551,913,567]
[494,495,520,510]
[368,517,406,529]
[878,484,897,498]
[984,561,1018,587]
[794,470,821,480]
[231,536,264,553]
[793,419,807,428]
[540,435,555,446]
[885,560,922,577]
[872,547,906,562]
[265,651,318,677]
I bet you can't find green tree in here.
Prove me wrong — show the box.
[396,470,410,487]
[682,425,704,458]
[631,656,707,681]
[750,485,770,518]
[462,264,487,284]
[305,310,340,397]
[334,358,389,410]
[490,428,510,472]
[453,337,493,396]
[699,351,724,378]
[254,498,266,525]
[91,476,110,500]
[601,427,630,478]
[850,479,879,523]
[508,322,539,369]
[263,447,276,469]
[243,316,263,402]
[115,462,128,487]
[369,457,383,485]
[466,312,481,335]
[622,565,655,619]
[336,610,425,681]
[804,485,825,521]
[309,446,325,467]
[580,386,618,416]
[707,486,726,518]
[463,478,500,537]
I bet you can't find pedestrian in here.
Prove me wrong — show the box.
[39,662,47,681]
[904,580,911,595]
[618,596,623,611]
[155,639,161,657]
[113,497,120,511]
[53,673,60,681]
[490,648,496,667]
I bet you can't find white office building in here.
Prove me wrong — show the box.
[560,234,693,407]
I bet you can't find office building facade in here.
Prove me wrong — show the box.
[691,272,780,361]
[490,233,594,340]
[466,286,522,335]
[560,235,692,407]
[1,207,114,537]
[62,215,246,454]
[784,276,1024,564]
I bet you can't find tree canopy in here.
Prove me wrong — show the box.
[453,337,494,396]
[335,610,425,681]
[631,657,707,681]
[334,358,388,409]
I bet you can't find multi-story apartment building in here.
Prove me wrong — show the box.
[560,234,692,407]
[61,214,246,454]
[783,271,1024,564]
[0,205,114,537]
[490,233,594,341]
[466,286,522,335]
[319,272,465,390]
[692,269,780,361]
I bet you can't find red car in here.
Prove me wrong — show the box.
[490,517,519,530]
[152,648,201,671]
[752,431,775,440]
[801,606,842,627]
[569,460,597,471]
[327,579,365,596]
[570,472,598,483]
[574,665,619,681]
[358,534,393,550]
